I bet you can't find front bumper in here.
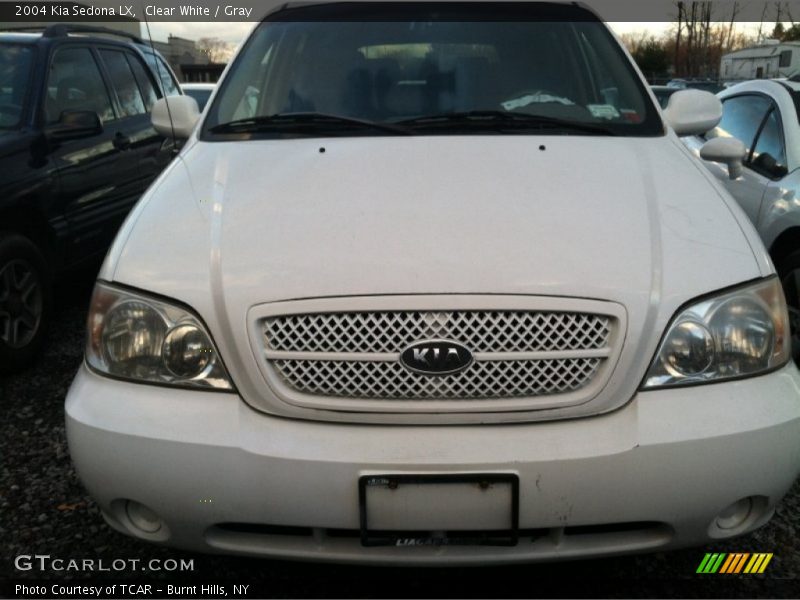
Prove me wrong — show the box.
[66,364,800,565]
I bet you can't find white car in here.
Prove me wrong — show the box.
[66,1,800,565]
[683,79,800,360]
[180,82,215,112]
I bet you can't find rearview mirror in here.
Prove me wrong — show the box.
[700,137,746,180]
[152,95,200,139]
[663,89,722,137]
[46,110,103,141]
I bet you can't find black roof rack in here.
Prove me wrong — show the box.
[45,24,143,44]
[0,26,46,32]
[0,24,143,44]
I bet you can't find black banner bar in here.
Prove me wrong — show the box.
[0,0,798,23]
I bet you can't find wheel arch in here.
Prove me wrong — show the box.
[0,207,57,267]
[770,227,800,268]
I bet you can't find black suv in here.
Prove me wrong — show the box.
[0,25,183,372]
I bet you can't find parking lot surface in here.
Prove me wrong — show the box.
[1,270,799,598]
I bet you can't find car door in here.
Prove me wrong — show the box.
[96,46,172,196]
[44,44,134,264]
[126,50,178,178]
[747,105,790,228]
[686,94,778,225]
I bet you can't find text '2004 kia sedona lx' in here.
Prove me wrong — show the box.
[66,2,800,564]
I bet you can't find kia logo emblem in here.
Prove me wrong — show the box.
[400,339,473,376]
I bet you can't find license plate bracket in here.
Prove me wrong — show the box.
[358,473,519,547]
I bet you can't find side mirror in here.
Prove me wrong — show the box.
[700,137,746,180]
[663,89,722,136]
[46,110,103,141]
[151,95,200,139]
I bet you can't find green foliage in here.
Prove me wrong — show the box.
[780,24,800,42]
[632,38,670,76]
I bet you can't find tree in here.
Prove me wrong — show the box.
[634,38,671,78]
[663,0,756,79]
[726,1,739,50]
[781,24,800,41]
[196,37,234,63]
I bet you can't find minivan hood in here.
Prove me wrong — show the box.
[113,135,765,305]
[107,135,771,423]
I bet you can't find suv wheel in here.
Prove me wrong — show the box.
[776,249,800,365]
[0,233,52,374]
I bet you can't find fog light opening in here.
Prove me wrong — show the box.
[715,497,753,530]
[125,500,163,534]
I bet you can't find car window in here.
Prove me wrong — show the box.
[0,44,34,128]
[707,95,772,153]
[143,53,181,97]
[651,88,675,109]
[752,108,788,177]
[99,49,146,118]
[125,52,159,111]
[46,47,115,125]
[206,3,662,138]
[184,88,213,111]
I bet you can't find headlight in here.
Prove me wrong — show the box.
[86,282,233,390]
[642,277,790,389]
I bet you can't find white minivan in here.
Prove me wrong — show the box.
[66,1,800,564]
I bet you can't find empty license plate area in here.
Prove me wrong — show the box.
[359,474,519,547]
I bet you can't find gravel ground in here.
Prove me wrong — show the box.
[1,269,799,598]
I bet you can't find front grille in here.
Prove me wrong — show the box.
[261,309,616,402]
[265,311,610,354]
[273,357,602,399]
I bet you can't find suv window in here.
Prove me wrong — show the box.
[707,95,771,153]
[205,3,662,138]
[99,49,146,118]
[0,44,34,128]
[126,52,159,111]
[46,47,115,124]
[143,53,181,97]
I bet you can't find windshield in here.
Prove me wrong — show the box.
[0,44,34,129]
[204,2,662,139]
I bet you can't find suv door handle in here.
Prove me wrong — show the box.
[113,132,132,150]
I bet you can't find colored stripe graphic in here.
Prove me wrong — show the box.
[759,554,773,573]
[697,553,773,574]
[696,553,713,573]
[733,553,749,573]
[744,554,761,574]
[697,553,726,573]
[719,554,735,573]
[720,553,736,573]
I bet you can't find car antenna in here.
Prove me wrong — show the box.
[142,10,178,149]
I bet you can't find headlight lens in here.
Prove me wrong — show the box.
[642,277,790,389]
[86,282,233,390]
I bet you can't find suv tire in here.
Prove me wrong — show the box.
[0,232,52,374]
[776,249,800,365]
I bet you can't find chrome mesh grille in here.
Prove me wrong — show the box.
[272,358,603,400]
[262,309,614,402]
[264,311,611,354]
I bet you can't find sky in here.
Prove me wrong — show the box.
[144,21,669,45]
[144,22,255,46]
[142,21,765,47]
[610,21,764,37]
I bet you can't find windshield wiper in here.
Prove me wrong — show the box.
[209,112,412,136]
[396,110,616,135]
